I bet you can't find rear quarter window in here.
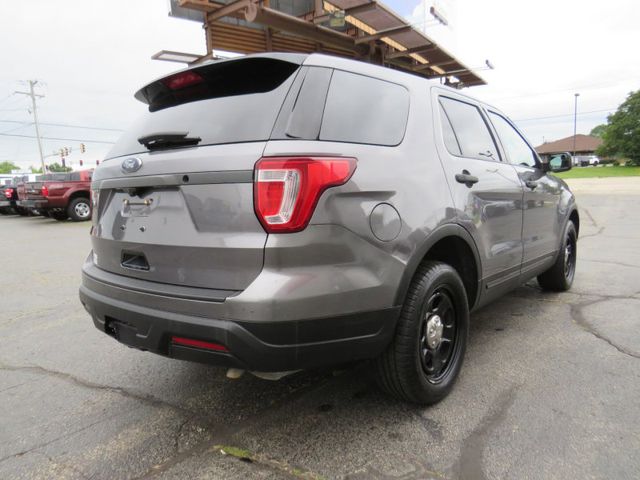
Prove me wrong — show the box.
[320,70,409,146]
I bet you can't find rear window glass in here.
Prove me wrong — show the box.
[105,58,300,160]
[37,173,69,181]
[320,70,409,146]
[439,97,499,161]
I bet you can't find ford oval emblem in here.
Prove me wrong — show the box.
[121,157,142,173]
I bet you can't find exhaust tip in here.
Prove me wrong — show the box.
[226,368,245,379]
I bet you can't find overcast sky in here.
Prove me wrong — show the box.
[1,0,638,171]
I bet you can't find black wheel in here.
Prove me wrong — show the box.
[537,220,577,291]
[67,197,91,222]
[40,210,50,218]
[16,207,29,216]
[375,261,469,405]
[51,211,68,221]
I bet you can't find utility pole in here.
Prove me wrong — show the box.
[15,81,46,174]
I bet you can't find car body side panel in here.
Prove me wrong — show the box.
[430,87,525,304]
[260,80,455,316]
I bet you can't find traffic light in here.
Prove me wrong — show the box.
[96,160,100,165]
[80,143,85,153]
[79,160,83,167]
[64,147,69,156]
[59,148,64,159]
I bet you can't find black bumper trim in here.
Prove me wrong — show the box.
[79,285,400,372]
[17,199,47,209]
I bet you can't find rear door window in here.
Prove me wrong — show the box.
[320,70,409,146]
[488,111,539,168]
[439,96,499,161]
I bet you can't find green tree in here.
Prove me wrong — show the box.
[0,161,20,173]
[589,124,607,138]
[597,90,640,165]
[47,162,72,173]
[30,166,43,174]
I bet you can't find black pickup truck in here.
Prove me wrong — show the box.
[0,178,24,215]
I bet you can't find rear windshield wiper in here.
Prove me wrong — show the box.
[138,132,201,150]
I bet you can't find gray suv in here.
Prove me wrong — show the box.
[80,53,578,404]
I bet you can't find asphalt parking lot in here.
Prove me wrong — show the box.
[1,178,639,480]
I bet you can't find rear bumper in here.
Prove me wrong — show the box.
[0,200,10,208]
[79,266,400,372]
[17,199,48,209]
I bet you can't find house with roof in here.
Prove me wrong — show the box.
[535,134,602,157]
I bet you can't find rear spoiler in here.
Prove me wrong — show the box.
[134,53,307,112]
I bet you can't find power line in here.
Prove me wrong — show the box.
[0,119,123,132]
[514,108,615,123]
[1,122,33,134]
[0,132,116,144]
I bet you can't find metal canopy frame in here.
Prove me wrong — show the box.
[178,0,485,87]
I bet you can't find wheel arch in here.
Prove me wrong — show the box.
[394,224,482,310]
[569,208,580,238]
[68,190,90,201]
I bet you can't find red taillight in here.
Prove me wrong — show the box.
[254,157,357,233]
[171,336,229,352]
[162,71,204,90]
[41,185,49,197]
[4,188,13,199]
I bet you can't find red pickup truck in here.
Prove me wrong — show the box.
[18,170,93,221]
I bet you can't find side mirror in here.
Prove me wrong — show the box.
[547,153,572,173]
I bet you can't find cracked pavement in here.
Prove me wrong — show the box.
[1,177,639,479]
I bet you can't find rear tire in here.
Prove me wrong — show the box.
[67,197,91,222]
[375,261,469,405]
[537,220,577,291]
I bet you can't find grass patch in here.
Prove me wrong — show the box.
[555,166,640,179]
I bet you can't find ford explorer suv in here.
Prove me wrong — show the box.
[20,170,93,221]
[79,53,578,405]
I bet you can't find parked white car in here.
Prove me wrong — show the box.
[574,155,600,167]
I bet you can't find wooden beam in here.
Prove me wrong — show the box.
[313,2,377,24]
[344,1,378,16]
[179,0,223,13]
[265,27,273,51]
[385,44,436,60]
[354,25,413,44]
[412,59,457,71]
[206,0,255,22]
[245,5,366,54]
[427,68,472,79]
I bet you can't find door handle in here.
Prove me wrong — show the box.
[455,171,479,187]
[525,180,538,190]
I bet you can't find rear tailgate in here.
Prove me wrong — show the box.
[92,144,267,291]
[90,55,304,293]
[25,181,44,200]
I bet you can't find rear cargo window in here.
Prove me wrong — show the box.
[320,70,409,146]
[105,58,300,160]
[37,173,69,181]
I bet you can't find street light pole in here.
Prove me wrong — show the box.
[573,93,580,157]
